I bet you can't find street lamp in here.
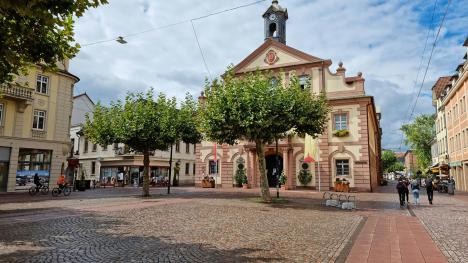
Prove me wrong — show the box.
[116,36,127,44]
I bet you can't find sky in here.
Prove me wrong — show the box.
[72,0,468,151]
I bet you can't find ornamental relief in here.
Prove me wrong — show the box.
[264,50,279,65]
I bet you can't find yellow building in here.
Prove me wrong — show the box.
[195,1,382,192]
[0,61,79,192]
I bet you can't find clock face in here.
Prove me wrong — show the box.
[269,13,276,21]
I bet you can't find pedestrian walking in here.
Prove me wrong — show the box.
[426,177,434,204]
[411,180,420,205]
[396,179,407,207]
[403,178,410,204]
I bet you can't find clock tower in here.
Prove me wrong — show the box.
[263,0,288,44]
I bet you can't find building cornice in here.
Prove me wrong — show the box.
[442,63,467,104]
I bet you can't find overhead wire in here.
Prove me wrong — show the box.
[80,0,267,47]
[191,20,212,81]
[398,0,451,150]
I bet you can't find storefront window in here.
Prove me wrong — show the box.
[16,148,52,190]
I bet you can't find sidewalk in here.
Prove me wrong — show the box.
[346,214,447,263]
[345,182,448,263]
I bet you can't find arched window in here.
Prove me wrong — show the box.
[299,75,310,90]
[269,23,277,37]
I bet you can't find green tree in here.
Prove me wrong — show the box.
[388,162,405,173]
[382,150,397,173]
[401,114,435,171]
[199,69,329,202]
[0,0,107,84]
[84,90,201,197]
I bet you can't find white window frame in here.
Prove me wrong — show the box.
[336,159,350,177]
[36,75,49,94]
[33,110,46,130]
[334,113,348,130]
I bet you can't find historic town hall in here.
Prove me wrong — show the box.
[195,0,382,192]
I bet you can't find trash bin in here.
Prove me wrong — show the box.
[447,182,455,195]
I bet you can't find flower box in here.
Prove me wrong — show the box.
[333,129,350,137]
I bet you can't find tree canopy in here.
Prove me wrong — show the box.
[0,0,107,83]
[401,114,435,170]
[382,150,397,173]
[199,69,329,202]
[84,90,201,197]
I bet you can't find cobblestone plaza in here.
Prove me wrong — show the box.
[0,186,467,262]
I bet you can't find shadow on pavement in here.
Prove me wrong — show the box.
[0,207,283,263]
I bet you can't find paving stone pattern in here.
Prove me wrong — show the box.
[410,191,468,263]
[0,191,362,263]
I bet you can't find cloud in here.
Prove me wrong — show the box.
[72,0,468,150]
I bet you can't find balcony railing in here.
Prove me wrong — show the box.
[0,83,34,101]
[31,129,47,139]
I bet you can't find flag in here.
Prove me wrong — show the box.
[304,134,318,163]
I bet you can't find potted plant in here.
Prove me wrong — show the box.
[341,178,350,192]
[77,170,86,191]
[333,129,350,137]
[334,178,342,192]
[298,163,312,186]
[279,170,287,190]
[234,163,245,187]
[242,173,248,189]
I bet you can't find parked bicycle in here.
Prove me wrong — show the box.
[28,184,49,196]
[52,184,72,197]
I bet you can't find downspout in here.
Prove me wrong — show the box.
[366,101,372,192]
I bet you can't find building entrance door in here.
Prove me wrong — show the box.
[0,162,8,192]
[0,147,11,192]
[265,155,283,187]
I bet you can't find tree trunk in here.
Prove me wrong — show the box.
[142,149,150,197]
[167,144,173,195]
[256,141,271,202]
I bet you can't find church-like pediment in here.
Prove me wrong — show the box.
[232,39,326,74]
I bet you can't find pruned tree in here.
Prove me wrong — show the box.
[199,69,329,202]
[401,114,435,171]
[0,0,107,83]
[84,89,201,197]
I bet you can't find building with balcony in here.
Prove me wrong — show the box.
[0,61,79,192]
[69,93,197,187]
[431,76,451,175]
[195,1,382,192]
[441,37,468,191]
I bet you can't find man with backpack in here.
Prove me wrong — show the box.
[426,177,434,204]
[396,178,407,207]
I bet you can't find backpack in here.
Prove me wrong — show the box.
[396,182,405,191]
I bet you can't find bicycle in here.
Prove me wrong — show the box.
[52,184,72,197]
[28,184,49,196]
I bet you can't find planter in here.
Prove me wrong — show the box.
[76,180,86,191]
[242,183,249,189]
[334,182,342,192]
[342,184,350,193]
[201,179,215,188]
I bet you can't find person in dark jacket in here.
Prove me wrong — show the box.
[396,179,407,207]
[426,177,434,204]
[33,173,42,190]
[403,178,410,204]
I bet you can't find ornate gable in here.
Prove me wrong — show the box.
[232,39,327,74]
